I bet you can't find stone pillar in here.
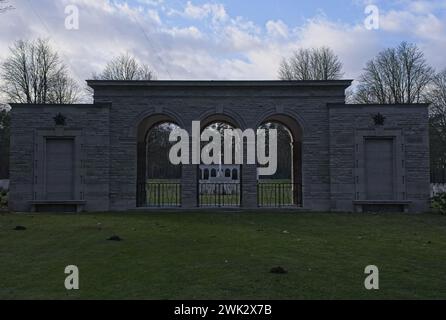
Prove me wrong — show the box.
[181,164,198,208]
[136,142,146,207]
[181,130,199,208]
[242,164,258,208]
[293,140,303,206]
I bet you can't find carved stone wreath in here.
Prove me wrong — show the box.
[372,113,386,126]
[53,113,67,126]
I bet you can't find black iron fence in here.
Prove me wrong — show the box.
[140,183,181,208]
[199,183,241,207]
[431,168,446,184]
[257,183,302,207]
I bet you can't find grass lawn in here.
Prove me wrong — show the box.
[1,211,446,300]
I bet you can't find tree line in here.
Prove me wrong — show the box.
[0,39,155,178]
[0,37,446,178]
[280,43,446,170]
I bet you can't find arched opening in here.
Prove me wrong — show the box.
[257,115,303,207]
[137,116,182,207]
[198,118,241,207]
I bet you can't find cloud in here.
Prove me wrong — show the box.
[163,26,203,39]
[0,0,445,100]
[380,10,444,41]
[266,20,289,39]
[376,2,446,70]
[173,1,228,24]
[137,0,164,6]
[407,0,446,14]
[292,17,382,79]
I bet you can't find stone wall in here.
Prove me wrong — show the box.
[90,81,349,211]
[328,104,430,212]
[8,81,431,213]
[9,104,110,212]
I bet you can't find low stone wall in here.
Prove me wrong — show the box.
[0,179,9,191]
[431,183,446,197]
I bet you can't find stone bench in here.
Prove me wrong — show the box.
[30,200,86,213]
[353,200,412,213]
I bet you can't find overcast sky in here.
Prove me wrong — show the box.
[0,0,445,86]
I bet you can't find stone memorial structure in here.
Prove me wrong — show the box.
[9,80,430,213]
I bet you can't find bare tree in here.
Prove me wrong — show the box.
[279,47,344,80]
[426,69,446,127]
[353,42,433,104]
[50,73,81,104]
[426,69,446,168]
[0,107,10,178]
[0,39,80,104]
[0,0,14,13]
[93,53,156,80]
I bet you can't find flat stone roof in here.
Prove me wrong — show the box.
[87,80,353,89]
[327,103,430,108]
[9,103,109,108]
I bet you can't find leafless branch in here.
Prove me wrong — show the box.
[353,42,434,104]
[0,39,81,104]
[94,53,156,80]
[279,47,344,80]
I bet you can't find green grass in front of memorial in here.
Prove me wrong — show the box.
[0,211,445,299]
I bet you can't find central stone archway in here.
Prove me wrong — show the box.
[198,115,242,207]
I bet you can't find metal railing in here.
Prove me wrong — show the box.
[198,183,241,207]
[143,183,181,208]
[257,183,302,207]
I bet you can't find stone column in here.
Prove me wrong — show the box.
[136,142,146,207]
[242,164,258,208]
[181,128,199,208]
[293,140,303,206]
[181,164,198,208]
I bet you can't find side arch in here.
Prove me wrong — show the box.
[254,108,307,139]
[129,107,186,139]
[136,114,183,207]
[256,113,304,207]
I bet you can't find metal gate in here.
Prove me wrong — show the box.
[198,183,241,207]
